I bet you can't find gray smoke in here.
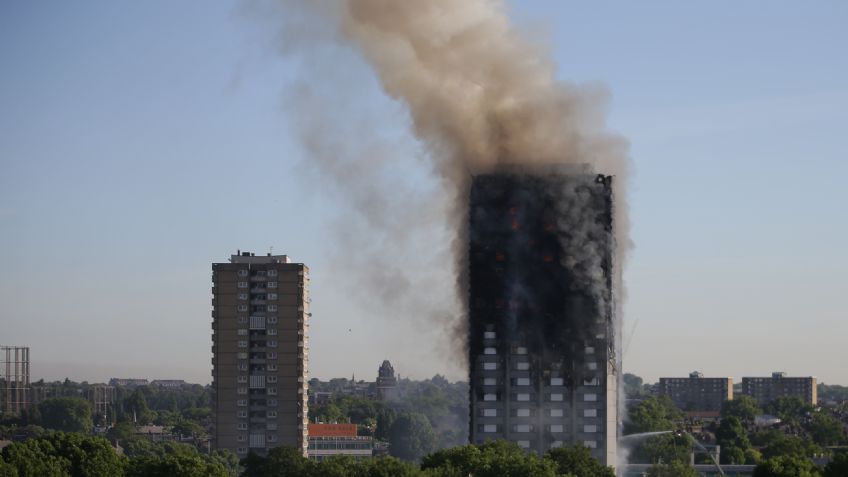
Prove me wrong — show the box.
[260,0,629,381]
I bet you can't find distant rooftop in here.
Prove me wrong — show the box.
[230,250,292,264]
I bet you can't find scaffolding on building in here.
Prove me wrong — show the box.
[1,346,30,416]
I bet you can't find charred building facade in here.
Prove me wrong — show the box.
[468,169,619,465]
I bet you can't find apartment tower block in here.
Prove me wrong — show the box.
[212,252,310,456]
[468,168,619,465]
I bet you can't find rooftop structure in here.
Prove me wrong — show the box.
[741,372,817,405]
[657,372,733,412]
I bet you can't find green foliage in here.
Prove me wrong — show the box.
[823,452,848,477]
[421,440,557,477]
[760,435,823,460]
[763,396,812,422]
[807,412,844,446]
[716,416,752,464]
[624,396,684,434]
[645,461,699,477]
[0,458,18,477]
[1,432,127,477]
[128,452,228,477]
[629,433,691,465]
[752,455,822,477]
[721,395,762,425]
[388,413,436,462]
[546,445,615,477]
[241,446,313,477]
[34,398,93,434]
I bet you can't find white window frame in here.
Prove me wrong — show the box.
[238,281,248,288]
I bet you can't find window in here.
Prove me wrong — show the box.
[515,377,530,386]
[268,317,278,325]
[550,409,563,417]
[268,399,278,406]
[237,399,247,407]
[483,347,496,355]
[237,447,247,454]
[267,281,277,288]
[484,331,496,339]
[237,329,248,336]
[516,393,530,402]
[483,362,497,371]
[267,387,277,396]
[482,424,497,433]
[550,393,563,402]
[584,425,598,433]
[483,377,496,386]
[482,408,497,417]
[238,304,248,312]
[551,441,563,448]
[238,281,248,288]
[267,270,277,277]
[584,409,597,417]
[268,340,278,348]
[550,377,564,386]
[268,376,278,384]
[238,340,247,348]
[238,363,248,371]
[515,346,528,355]
[238,270,248,277]
[550,424,564,433]
[517,440,530,449]
[268,434,278,443]
[515,362,530,371]
[267,305,278,312]
[268,364,277,371]
[516,408,530,417]
[268,328,278,335]
[267,411,277,418]
[587,362,598,371]
[237,435,247,442]
[584,377,599,386]
[239,293,248,300]
[237,376,247,383]
[585,346,595,354]
[584,393,597,402]
[583,440,597,449]
[238,316,247,324]
[514,424,532,433]
[483,393,497,401]
[238,352,247,359]
[237,423,248,430]
[237,411,247,418]
[268,352,278,359]
[267,293,277,300]
[237,387,247,395]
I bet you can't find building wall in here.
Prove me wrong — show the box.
[468,171,619,465]
[212,253,310,456]
[657,376,732,412]
[741,374,817,405]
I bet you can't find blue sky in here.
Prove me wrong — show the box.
[1,1,846,385]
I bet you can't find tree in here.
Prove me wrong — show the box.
[645,461,699,477]
[823,452,848,477]
[625,396,684,434]
[241,446,313,477]
[35,397,93,434]
[388,413,436,462]
[0,459,18,477]
[128,453,228,477]
[0,438,71,477]
[546,445,615,477]
[752,455,822,477]
[421,440,557,477]
[764,396,811,422]
[629,433,691,465]
[716,416,752,464]
[807,412,844,446]
[42,432,127,477]
[721,396,761,425]
[760,435,823,460]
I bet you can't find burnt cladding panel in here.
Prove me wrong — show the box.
[468,172,615,444]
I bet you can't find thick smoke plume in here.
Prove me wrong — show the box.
[265,0,629,376]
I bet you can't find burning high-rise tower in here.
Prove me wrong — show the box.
[468,166,619,465]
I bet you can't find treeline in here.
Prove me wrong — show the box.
[624,394,848,476]
[0,432,237,477]
[309,375,468,460]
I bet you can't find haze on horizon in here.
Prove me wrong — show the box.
[1,1,846,386]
